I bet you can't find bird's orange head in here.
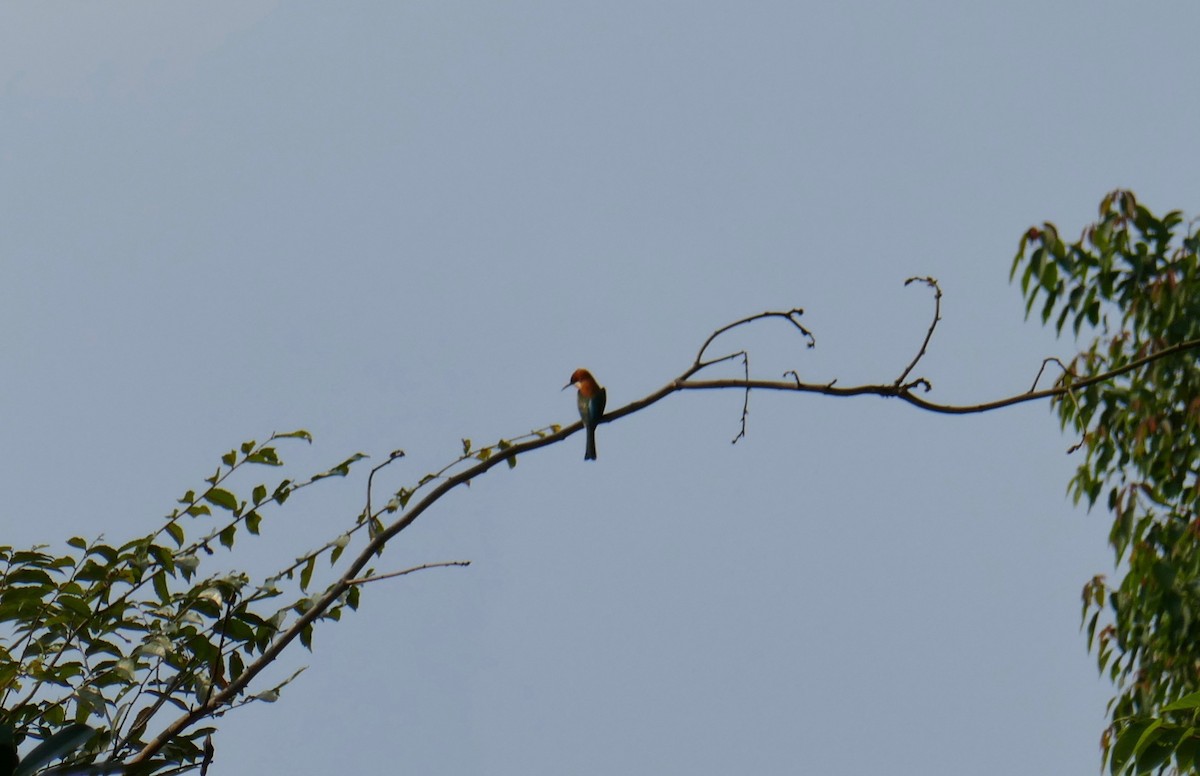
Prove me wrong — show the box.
[563,368,598,393]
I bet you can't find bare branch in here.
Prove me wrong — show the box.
[678,335,1200,414]
[1027,357,1087,453]
[127,299,1200,768]
[692,309,813,370]
[731,351,750,444]
[364,449,406,523]
[1029,357,1074,392]
[895,276,942,388]
[347,561,471,586]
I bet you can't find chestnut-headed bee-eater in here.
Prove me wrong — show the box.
[564,368,606,460]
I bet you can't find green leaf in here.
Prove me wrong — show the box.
[4,568,55,586]
[221,450,237,467]
[1086,611,1100,651]
[0,725,16,776]
[330,534,350,566]
[246,448,281,466]
[311,453,368,482]
[152,570,170,604]
[12,723,94,776]
[1175,732,1200,772]
[148,544,175,573]
[177,554,200,577]
[252,484,268,505]
[219,524,236,550]
[1132,718,1163,757]
[204,488,239,513]
[1112,720,1149,775]
[164,521,185,548]
[1138,734,1173,773]
[300,556,316,592]
[1162,691,1200,712]
[275,429,313,443]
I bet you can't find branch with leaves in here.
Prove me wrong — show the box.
[3,189,1198,776]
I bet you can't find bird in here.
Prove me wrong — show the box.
[563,368,606,460]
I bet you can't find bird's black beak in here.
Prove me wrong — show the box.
[562,381,573,391]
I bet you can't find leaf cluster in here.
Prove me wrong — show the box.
[1013,190,1200,774]
[0,431,368,775]
[0,417,560,774]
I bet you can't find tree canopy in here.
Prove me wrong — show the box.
[1014,190,1200,775]
[2,189,1198,775]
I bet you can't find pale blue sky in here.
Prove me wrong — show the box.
[3,2,1199,774]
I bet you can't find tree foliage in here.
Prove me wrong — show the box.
[1013,190,1200,775]
[0,431,370,774]
[0,422,560,775]
[2,189,1198,774]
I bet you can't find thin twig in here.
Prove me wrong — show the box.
[1028,357,1087,453]
[678,335,1200,414]
[347,561,471,586]
[731,351,751,444]
[895,276,942,388]
[689,309,813,443]
[1029,357,1073,392]
[693,309,813,368]
[364,450,406,524]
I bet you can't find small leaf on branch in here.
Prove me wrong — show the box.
[275,429,313,443]
[165,521,185,547]
[204,488,239,513]
[1162,691,1200,712]
[12,723,95,776]
[246,447,281,466]
[311,453,368,481]
[300,556,316,591]
[152,571,170,604]
[330,534,350,565]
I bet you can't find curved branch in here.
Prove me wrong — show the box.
[895,277,942,389]
[679,336,1200,415]
[127,307,1200,767]
[1029,357,1074,392]
[692,309,814,370]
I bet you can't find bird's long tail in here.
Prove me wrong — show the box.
[584,423,598,460]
